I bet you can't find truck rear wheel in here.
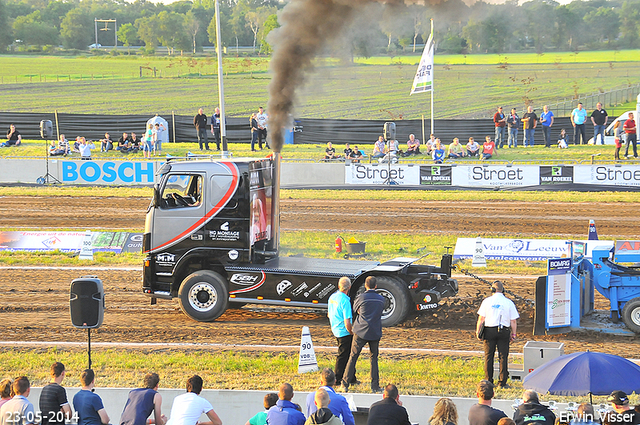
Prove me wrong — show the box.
[178,271,229,322]
[357,276,410,327]
[622,297,640,333]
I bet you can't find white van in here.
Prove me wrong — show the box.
[588,111,633,145]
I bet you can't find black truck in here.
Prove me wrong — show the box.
[142,157,458,326]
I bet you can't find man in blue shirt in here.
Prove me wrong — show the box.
[266,383,305,425]
[540,105,555,148]
[305,369,355,425]
[327,277,354,385]
[571,103,588,145]
[73,370,109,425]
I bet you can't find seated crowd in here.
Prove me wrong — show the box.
[320,133,505,164]
[2,365,636,425]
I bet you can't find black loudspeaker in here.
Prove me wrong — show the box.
[40,120,53,139]
[383,122,396,141]
[70,277,104,328]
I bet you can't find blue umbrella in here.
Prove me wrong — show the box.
[523,351,640,403]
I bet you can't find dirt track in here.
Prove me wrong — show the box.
[1,195,640,356]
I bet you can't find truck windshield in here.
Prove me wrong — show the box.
[159,174,202,208]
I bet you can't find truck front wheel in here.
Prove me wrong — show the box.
[357,276,410,327]
[622,297,640,334]
[178,271,229,322]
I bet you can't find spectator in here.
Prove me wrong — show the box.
[327,277,355,386]
[429,398,458,425]
[343,143,353,159]
[72,136,81,153]
[367,384,411,425]
[569,403,598,425]
[498,419,515,425]
[0,377,34,425]
[613,121,622,161]
[324,142,339,160]
[468,380,506,425]
[2,124,22,147]
[153,123,166,154]
[117,132,132,153]
[466,137,480,157]
[305,389,342,425]
[165,375,221,425]
[403,134,421,156]
[506,108,520,148]
[372,136,386,159]
[448,138,465,158]
[245,393,278,425]
[256,106,269,150]
[100,132,113,152]
[380,139,399,163]
[480,136,496,161]
[50,135,69,157]
[130,132,141,152]
[193,108,209,151]
[266,383,305,425]
[571,103,588,145]
[522,106,537,147]
[424,134,436,155]
[350,146,363,162]
[78,138,95,160]
[477,282,519,389]
[0,378,11,409]
[340,276,385,393]
[305,369,354,425]
[513,390,555,425]
[432,139,445,164]
[142,123,154,159]
[249,114,259,152]
[557,129,568,149]
[72,369,109,425]
[493,107,507,149]
[591,102,609,145]
[120,372,166,425]
[623,112,637,159]
[539,105,554,148]
[40,362,72,425]
[602,391,638,425]
[210,107,222,151]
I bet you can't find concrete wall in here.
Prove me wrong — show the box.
[26,386,573,425]
[280,162,345,186]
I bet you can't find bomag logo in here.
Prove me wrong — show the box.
[230,273,260,286]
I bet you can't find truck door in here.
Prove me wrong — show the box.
[151,173,205,253]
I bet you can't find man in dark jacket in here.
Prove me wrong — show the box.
[513,390,555,425]
[367,384,411,425]
[340,276,385,393]
[193,108,209,151]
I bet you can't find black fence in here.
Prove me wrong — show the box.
[0,111,577,146]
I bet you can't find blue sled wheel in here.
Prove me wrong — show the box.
[36,176,46,185]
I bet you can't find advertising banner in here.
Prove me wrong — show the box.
[454,238,570,261]
[452,165,539,187]
[574,165,640,186]
[59,160,157,185]
[546,258,572,328]
[0,231,140,253]
[345,163,420,185]
[420,165,452,185]
[540,165,573,185]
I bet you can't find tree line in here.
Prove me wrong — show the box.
[0,0,638,55]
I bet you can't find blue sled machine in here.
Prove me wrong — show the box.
[534,241,640,335]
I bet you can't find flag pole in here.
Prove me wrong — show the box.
[430,19,434,136]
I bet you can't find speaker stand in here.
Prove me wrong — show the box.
[87,328,92,369]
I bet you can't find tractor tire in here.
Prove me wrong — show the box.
[178,270,229,322]
[356,276,411,327]
[622,297,640,334]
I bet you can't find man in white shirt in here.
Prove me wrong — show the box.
[166,375,221,425]
[476,282,519,389]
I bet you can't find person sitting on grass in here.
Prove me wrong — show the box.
[372,136,386,159]
[245,393,278,425]
[78,137,95,160]
[466,137,480,157]
[100,132,113,152]
[432,139,445,164]
[448,138,465,159]
[343,143,353,159]
[350,146,363,162]
[403,134,421,156]
[130,133,141,152]
[480,136,496,161]
[2,124,22,147]
[117,132,132,153]
[324,142,340,161]
[557,129,568,149]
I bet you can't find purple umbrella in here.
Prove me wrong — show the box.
[523,351,640,403]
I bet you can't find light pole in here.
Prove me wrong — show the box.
[214,0,228,156]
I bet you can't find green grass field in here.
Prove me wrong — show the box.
[0,51,638,119]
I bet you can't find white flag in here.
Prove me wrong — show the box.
[410,26,434,95]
